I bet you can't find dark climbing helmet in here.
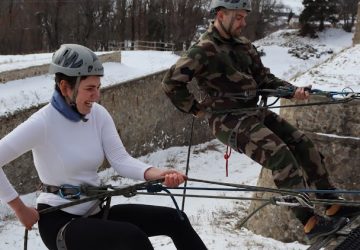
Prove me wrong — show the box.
[49,44,104,77]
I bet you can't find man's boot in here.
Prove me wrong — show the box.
[304,215,348,241]
[318,192,360,219]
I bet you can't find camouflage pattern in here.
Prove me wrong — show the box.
[162,23,336,223]
[210,110,333,189]
[162,22,293,115]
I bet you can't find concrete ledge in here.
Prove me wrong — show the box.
[280,96,360,137]
[0,52,121,84]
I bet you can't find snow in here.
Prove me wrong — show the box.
[254,28,354,82]
[292,44,360,92]
[0,27,359,249]
[280,0,304,15]
[0,51,179,117]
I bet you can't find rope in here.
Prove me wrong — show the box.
[146,184,184,220]
[24,229,28,250]
[139,188,360,207]
[187,178,360,196]
[224,146,232,177]
[181,116,195,211]
[210,88,360,114]
[187,178,301,195]
[237,201,272,228]
[23,179,164,250]
[23,177,360,249]
[137,191,273,202]
[211,96,357,114]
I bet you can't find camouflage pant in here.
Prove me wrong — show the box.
[209,109,336,224]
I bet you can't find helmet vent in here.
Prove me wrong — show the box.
[60,50,83,68]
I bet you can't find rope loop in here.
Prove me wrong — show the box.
[224,146,232,177]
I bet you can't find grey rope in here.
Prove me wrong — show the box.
[181,116,195,211]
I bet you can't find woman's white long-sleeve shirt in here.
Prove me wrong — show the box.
[0,103,151,215]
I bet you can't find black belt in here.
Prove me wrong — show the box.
[40,183,109,200]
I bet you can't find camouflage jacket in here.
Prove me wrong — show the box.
[162,23,294,115]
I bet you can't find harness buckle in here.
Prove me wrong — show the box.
[272,194,314,209]
[58,184,81,200]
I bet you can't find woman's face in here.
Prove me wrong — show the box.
[71,76,101,115]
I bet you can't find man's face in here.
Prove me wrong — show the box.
[218,9,248,37]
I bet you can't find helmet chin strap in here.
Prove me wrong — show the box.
[70,76,81,105]
[219,11,236,39]
[69,76,88,122]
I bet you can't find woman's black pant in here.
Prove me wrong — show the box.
[38,203,207,250]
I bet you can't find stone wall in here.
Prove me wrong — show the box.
[280,96,359,137]
[0,70,213,194]
[353,2,360,45]
[0,52,121,83]
[246,96,360,243]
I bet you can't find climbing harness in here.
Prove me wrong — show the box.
[24,179,168,250]
[24,177,360,249]
[40,183,108,200]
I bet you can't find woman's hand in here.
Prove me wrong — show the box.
[144,167,187,187]
[293,85,311,100]
[160,169,187,187]
[8,197,39,230]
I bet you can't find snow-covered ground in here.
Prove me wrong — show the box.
[280,0,304,15]
[0,51,179,117]
[1,27,359,249]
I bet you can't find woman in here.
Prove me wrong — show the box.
[0,44,207,250]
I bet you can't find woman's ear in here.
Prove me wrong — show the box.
[58,80,71,97]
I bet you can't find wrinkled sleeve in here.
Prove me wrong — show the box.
[161,48,205,114]
[100,107,151,180]
[250,45,294,90]
[0,116,45,203]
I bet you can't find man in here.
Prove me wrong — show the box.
[162,0,357,241]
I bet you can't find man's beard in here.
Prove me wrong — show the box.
[230,28,242,38]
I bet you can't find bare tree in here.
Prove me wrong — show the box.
[36,0,66,50]
[114,0,128,47]
[0,0,266,54]
[0,0,43,53]
[338,0,359,32]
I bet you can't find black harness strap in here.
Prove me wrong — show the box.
[41,183,114,249]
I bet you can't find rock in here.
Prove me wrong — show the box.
[246,97,360,243]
